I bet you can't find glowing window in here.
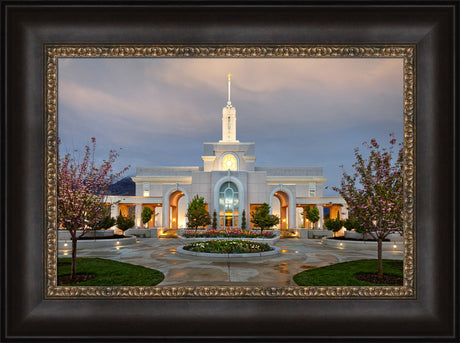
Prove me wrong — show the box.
[222,154,237,171]
[219,182,239,228]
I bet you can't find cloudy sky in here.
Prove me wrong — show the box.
[58,57,404,196]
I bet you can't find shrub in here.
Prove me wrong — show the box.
[116,211,134,231]
[324,218,344,232]
[182,229,276,238]
[343,218,361,231]
[141,207,154,226]
[93,215,116,230]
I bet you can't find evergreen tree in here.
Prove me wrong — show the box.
[212,210,218,230]
[186,195,211,234]
[116,210,134,231]
[93,214,116,230]
[250,203,279,236]
[241,209,247,230]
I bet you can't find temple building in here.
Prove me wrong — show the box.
[107,74,347,233]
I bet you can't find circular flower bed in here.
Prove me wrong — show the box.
[183,239,273,254]
[182,229,276,239]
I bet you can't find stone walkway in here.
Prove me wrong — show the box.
[59,238,403,286]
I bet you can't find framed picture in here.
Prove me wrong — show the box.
[2,2,456,341]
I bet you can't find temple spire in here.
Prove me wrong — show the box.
[227,73,232,107]
[220,73,238,143]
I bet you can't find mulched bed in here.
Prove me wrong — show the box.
[355,273,403,285]
[58,274,96,285]
[329,237,390,242]
[78,234,126,241]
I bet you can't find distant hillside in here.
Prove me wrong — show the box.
[107,177,135,196]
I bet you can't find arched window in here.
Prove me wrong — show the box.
[221,153,238,171]
[218,182,239,228]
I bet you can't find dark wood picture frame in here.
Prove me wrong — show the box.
[2,1,457,341]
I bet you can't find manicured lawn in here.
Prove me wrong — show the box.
[58,257,164,286]
[293,259,403,286]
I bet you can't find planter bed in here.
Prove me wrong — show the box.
[178,235,280,244]
[58,235,137,250]
[177,239,281,260]
[321,237,403,251]
[178,229,280,244]
[329,237,391,242]
[77,234,125,240]
[58,229,115,240]
[177,245,281,259]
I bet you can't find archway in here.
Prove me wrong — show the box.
[213,176,245,229]
[168,190,185,229]
[162,186,189,230]
[273,191,290,230]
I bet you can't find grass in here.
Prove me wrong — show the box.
[293,259,403,286]
[58,257,164,286]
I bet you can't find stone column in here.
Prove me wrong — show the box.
[135,204,142,228]
[317,205,324,229]
[155,207,162,227]
[289,204,296,230]
[110,203,119,218]
[162,205,169,229]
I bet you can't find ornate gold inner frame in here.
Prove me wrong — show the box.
[45,45,415,298]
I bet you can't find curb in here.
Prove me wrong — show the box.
[176,245,281,259]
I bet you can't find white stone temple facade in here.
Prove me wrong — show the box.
[107,74,347,232]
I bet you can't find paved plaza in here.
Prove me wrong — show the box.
[58,238,403,287]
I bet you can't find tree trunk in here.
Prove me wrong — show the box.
[71,236,78,281]
[377,237,383,280]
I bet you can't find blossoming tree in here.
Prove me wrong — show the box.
[58,138,129,281]
[332,134,403,280]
